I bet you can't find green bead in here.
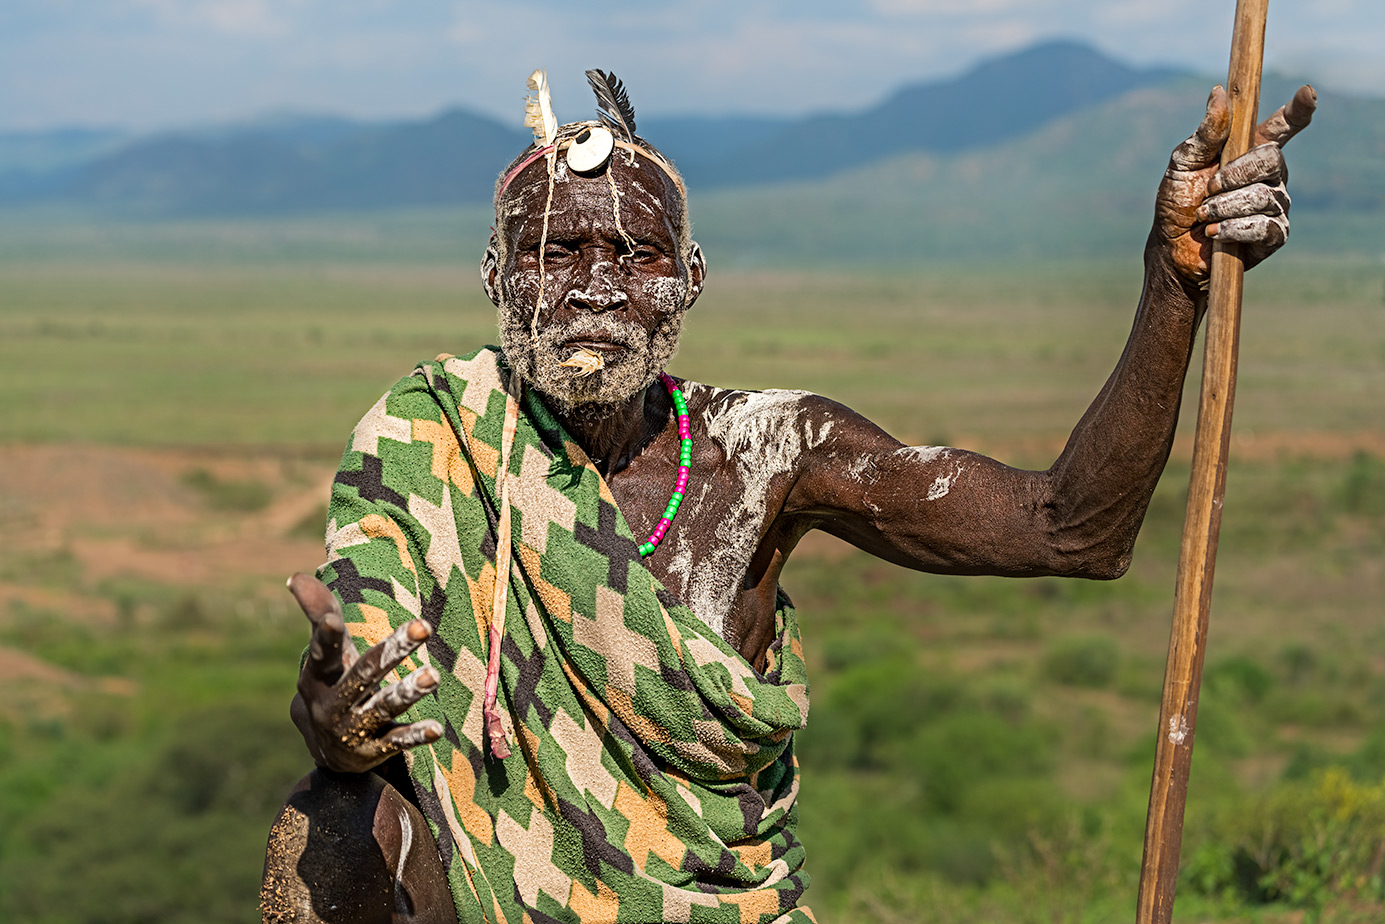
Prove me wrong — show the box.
[670,492,683,503]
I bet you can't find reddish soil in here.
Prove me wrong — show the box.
[1,443,334,594]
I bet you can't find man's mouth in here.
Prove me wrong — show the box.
[563,339,627,353]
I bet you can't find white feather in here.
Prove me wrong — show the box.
[524,69,557,148]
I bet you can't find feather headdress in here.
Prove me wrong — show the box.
[524,69,557,149]
[585,69,637,163]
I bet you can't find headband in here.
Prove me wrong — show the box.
[496,134,686,205]
[496,69,685,208]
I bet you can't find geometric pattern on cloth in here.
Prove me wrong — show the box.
[319,347,816,923]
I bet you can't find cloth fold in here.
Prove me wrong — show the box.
[319,347,815,924]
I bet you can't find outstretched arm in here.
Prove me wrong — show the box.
[785,86,1315,579]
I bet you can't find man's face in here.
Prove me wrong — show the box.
[490,150,703,415]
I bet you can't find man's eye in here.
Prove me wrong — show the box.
[541,244,575,261]
[631,246,663,263]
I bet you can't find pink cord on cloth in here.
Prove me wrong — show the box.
[482,372,523,759]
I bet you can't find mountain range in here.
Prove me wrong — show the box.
[1,41,1380,264]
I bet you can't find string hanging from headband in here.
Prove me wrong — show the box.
[522,69,559,340]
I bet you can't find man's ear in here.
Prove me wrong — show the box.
[683,241,706,310]
[481,237,502,307]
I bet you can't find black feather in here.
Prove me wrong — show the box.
[585,69,637,141]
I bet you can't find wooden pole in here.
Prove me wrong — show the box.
[1136,2,1269,922]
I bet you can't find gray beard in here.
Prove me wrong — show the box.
[497,303,686,417]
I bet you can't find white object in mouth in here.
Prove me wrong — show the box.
[558,347,605,377]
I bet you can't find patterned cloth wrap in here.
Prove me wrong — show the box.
[320,347,816,924]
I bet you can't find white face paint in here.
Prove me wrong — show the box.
[491,138,697,416]
[498,298,686,414]
[495,162,698,415]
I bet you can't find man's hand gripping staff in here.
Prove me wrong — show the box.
[287,572,443,774]
[1156,83,1316,287]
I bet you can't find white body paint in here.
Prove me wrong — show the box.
[662,384,834,637]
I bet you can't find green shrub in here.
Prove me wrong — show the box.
[1041,635,1120,688]
[1183,768,1385,914]
[181,467,273,512]
[797,658,961,770]
[0,704,305,924]
[1205,653,1273,704]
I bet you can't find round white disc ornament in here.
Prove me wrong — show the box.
[565,125,615,173]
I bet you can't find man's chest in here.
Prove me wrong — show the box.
[602,385,826,656]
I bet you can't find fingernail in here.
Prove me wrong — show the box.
[417,669,438,689]
[408,619,429,641]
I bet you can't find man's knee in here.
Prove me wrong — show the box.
[260,768,453,924]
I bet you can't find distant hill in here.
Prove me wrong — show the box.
[0,40,1381,266]
[0,126,127,173]
[0,41,1188,215]
[679,40,1180,188]
[26,109,530,215]
[690,75,1385,266]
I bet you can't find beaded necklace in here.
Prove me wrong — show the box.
[638,372,691,557]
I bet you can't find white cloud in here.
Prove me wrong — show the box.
[1,0,1381,130]
[869,0,1034,15]
[129,0,293,38]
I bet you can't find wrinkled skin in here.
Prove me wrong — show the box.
[264,86,1315,923]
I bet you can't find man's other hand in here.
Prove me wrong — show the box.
[1154,84,1316,286]
[287,573,443,774]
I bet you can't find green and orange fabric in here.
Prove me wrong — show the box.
[319,347,815,924]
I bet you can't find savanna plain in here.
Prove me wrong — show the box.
[1,214,1382,923]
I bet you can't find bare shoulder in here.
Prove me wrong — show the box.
[675,379,847,473]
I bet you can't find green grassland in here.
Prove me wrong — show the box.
[1,215,1383,922]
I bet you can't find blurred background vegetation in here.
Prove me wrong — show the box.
[2,40,1383,924]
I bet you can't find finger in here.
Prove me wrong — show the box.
[365,720,445,759]
[1170,85,1231,170]
[1254,84,1316,148]
[359,667,440,727]
[336,617,432,705]
[291,573,349,685]
[1207,213,1289,249]
[1208,143,1284,197]
[1197,182,1290,223]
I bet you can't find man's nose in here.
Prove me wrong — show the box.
[567,260,628,313]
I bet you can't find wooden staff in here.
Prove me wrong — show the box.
[1136,2,1269,921]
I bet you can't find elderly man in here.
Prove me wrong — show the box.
[262,71,1315,923]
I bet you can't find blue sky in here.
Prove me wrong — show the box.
[2,0,1380,132]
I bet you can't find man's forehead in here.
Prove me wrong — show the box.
[500,154,683,239]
